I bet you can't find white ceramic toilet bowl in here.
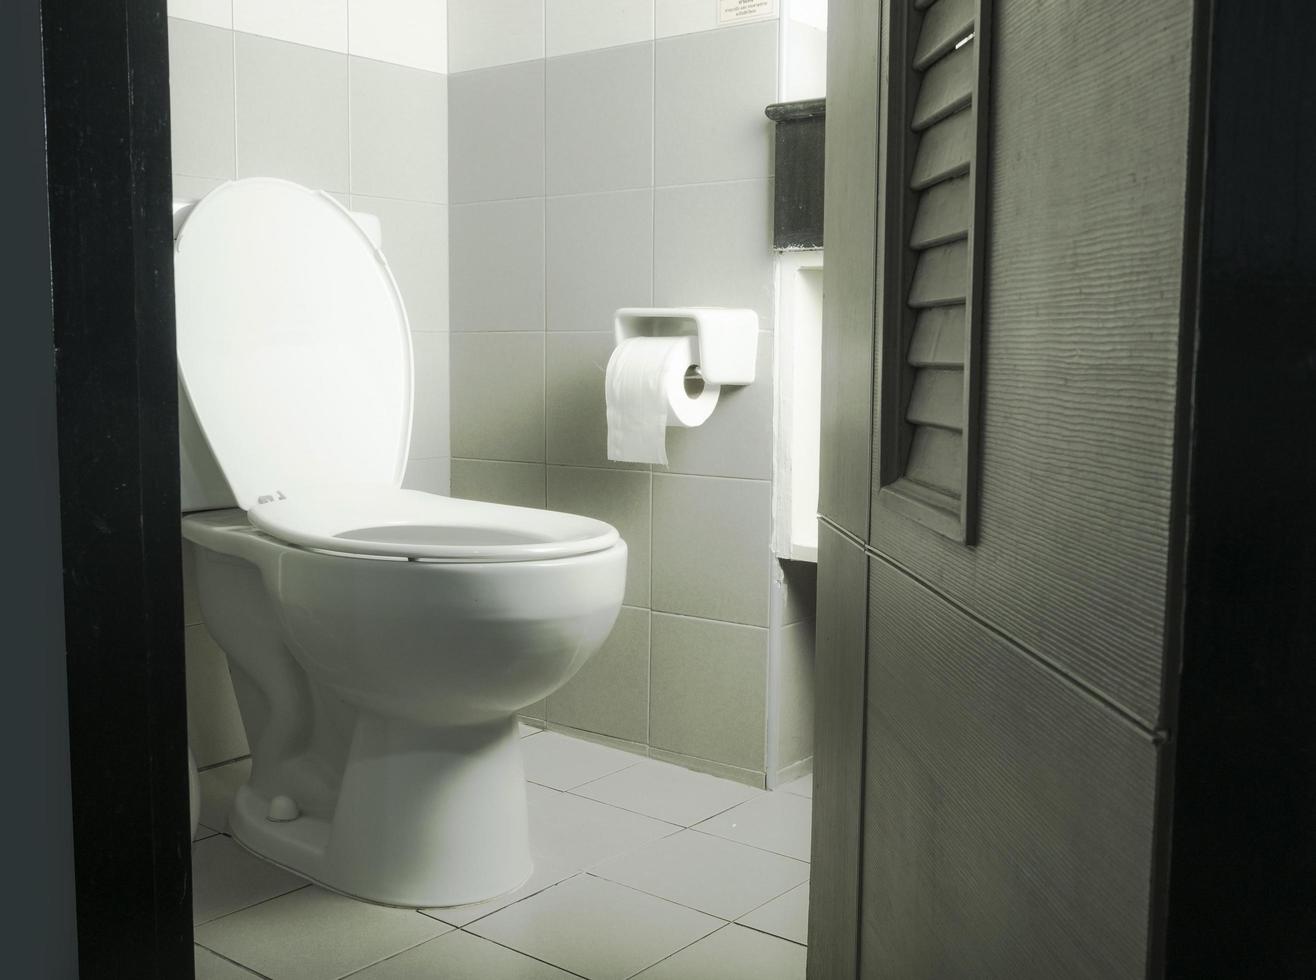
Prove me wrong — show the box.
[184,493,626,908]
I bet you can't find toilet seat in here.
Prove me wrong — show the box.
[248,485,619,562]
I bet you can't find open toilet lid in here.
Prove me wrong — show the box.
[174,178,413,510]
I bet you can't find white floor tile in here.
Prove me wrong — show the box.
[468,875,721,980]
[528,784,677,870]
[633,924,807,980]
[345,929,577,978]
[195,887,449,980]
[197,757,251,834]
[779,773,813,798]
[195,945,263,980]
[518,721,544,738]
[421,859,577,927]
[572,758,761,826]
[738,881,810,945]
[695,792,813,862]
[194,824,219,842]
[591,830,809,920]
[192,835,307,925]
[522,731,642,790]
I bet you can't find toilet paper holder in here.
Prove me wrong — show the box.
[613,308,758,386]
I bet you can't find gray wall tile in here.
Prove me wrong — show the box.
[349,57,447,202]
[547,606,650,743]
[450,458,547,508]
[352,195,449,334]
[659,331,773,480]
[654,22,777,186]
[774,618,815,771]
[235,33,349,192]
[547,466,651,607]
[450,199,546,331]
[652,474,772,626]
[653,179,776,326]
[546,43,653,195]
[450,332,546,461]
[402,456,451,495]
[546,188,652,332]
[650,613,767,771]
[545,332,646,470]
[169,19,236,179]
[410,331,450,458]
[449,61,545,203]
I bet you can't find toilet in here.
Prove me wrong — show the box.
[174,178,627,908]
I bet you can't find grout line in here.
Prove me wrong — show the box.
[194,942,275,980]
[193,882,314,931]
[197,753,251,773]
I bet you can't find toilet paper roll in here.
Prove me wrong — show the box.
[605,336,720,465]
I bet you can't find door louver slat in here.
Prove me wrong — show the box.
[908,240,968,307]
[906,368,964,431]
[910,174,971,249]
[910,108,973,189]
[907,306,966,367]
[912,0,975,70]
[911,40,974,131]
[905,426,962,495]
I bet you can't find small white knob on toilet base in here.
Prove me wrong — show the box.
[268,795,300,822]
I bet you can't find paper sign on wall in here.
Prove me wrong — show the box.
[718,0,778,25]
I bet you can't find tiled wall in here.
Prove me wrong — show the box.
[170,0,817,787]
[168,0,451,767]
[445,0,815,786]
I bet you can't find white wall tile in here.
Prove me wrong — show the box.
[348,0,448,73]
[546,0,653,57]
[782,20,826,100]
[786,0,826,31]
[169,0,232,29]
[234,0,348,52]
[448,0,544,72]
[656,0,716,38]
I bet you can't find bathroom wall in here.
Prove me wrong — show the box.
[167,0,451,767]
[445,0,817,786]
[170,0,818,786]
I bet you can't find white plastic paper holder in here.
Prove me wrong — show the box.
[613,307,758,385]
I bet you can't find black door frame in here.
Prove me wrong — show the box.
[1160,1,1316,976]
[42,0,194,975]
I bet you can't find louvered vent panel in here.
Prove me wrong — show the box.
[901,0,976,509]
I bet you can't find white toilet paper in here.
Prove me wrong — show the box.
[605,336,720,465]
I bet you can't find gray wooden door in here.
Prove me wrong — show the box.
[811,1,1197,976]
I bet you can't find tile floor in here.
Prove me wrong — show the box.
[193,724,814,980]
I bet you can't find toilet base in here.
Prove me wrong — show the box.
[229,714,534,908]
